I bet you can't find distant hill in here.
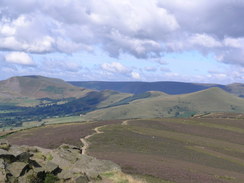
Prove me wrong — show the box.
[224,83,244,97]
[69,81,244,97]
[83,87,244,120]
[69,81,226,95]
[0,75,244,125]
[0,75,91,99]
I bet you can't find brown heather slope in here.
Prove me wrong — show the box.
[6,120,122,149]
[88,118,244,183]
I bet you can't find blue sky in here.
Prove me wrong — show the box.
[0,0,244,84]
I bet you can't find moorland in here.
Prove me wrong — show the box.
[0,75,244,183]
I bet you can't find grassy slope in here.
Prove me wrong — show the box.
[0,75,91,100]
[69,81,222,95]
[69,81,244,97]
[88,118,244,183]
[83,88,244,120]
[225,83,244,97]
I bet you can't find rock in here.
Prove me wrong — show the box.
[16,152,32,163]
[8,145,27,156]
[0,149,16,163]
[6,173,18,183]
[0,158,5,169]
[18,169,35,183]
[0,142,122,182]
[0,168,7,182]
[0,139,10,151]
[75,175,89,183]
[7,162,30,177]
[72,155,120,179]
[29,159,41,168]
[57,169,74,180]
[45,161,62,175]
[32,167,46,180]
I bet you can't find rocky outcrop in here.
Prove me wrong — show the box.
[0,140,120,183]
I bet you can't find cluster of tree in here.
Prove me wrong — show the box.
[0,91,105,128]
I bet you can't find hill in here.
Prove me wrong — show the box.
[225,83,244,97]
[69,81,225,95]
[83,88,244,120]
[69,81,244,97]
[0,75,91,99]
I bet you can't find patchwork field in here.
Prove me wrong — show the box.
[3,117,244,183]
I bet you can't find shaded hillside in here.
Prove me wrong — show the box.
[69,81,244,97]
[225,83,244,97]
[0,75,91,99]
[83,88,244,120]
[69,81,224,95]
[0,89,130,128]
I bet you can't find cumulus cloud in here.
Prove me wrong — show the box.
[4,52,34,65]
[0,0,244,67]
[131,72,141,80]
[101,62,130,74]
[100,62,142,80]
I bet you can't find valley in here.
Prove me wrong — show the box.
[0,75,244,183]
[0,76,244,130]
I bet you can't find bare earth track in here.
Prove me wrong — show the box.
[4,117,244,183]
[80,125,107,155]
[81,120,129,155]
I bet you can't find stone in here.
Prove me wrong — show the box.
[0,149,16,163]
[16,152,32,163]
[0,142,122,182]
[0,169,6,182]
[75,175,89,183]
[0,158,5,169]
[45,161,62,175]
[7,162,30,177]
[0,139,10,151]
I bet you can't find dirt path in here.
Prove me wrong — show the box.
[80,120,130,155]
[121,120,129,126]
[80,125,106,155]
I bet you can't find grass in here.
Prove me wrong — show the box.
[88,118,244,183]
[101,171,145,183]
[83,87,244,120]
[44,116,86,124]
[134,174,175,183]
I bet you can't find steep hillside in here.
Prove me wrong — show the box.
[0,75,91,99]
[83,88,244,120]
[225,83,244,97]
[69,81,224,95]
[70,81,244,97]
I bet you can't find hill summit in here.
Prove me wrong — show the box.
[0,76,91,99]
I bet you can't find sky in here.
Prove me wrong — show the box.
[0,0,244,84]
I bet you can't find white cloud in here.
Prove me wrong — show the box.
[5,52,34,65]
[0,0,244,69]
[101,62,130,73]
[190,34,222,48]
[224,37,244,48]
[131,72,141,80]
